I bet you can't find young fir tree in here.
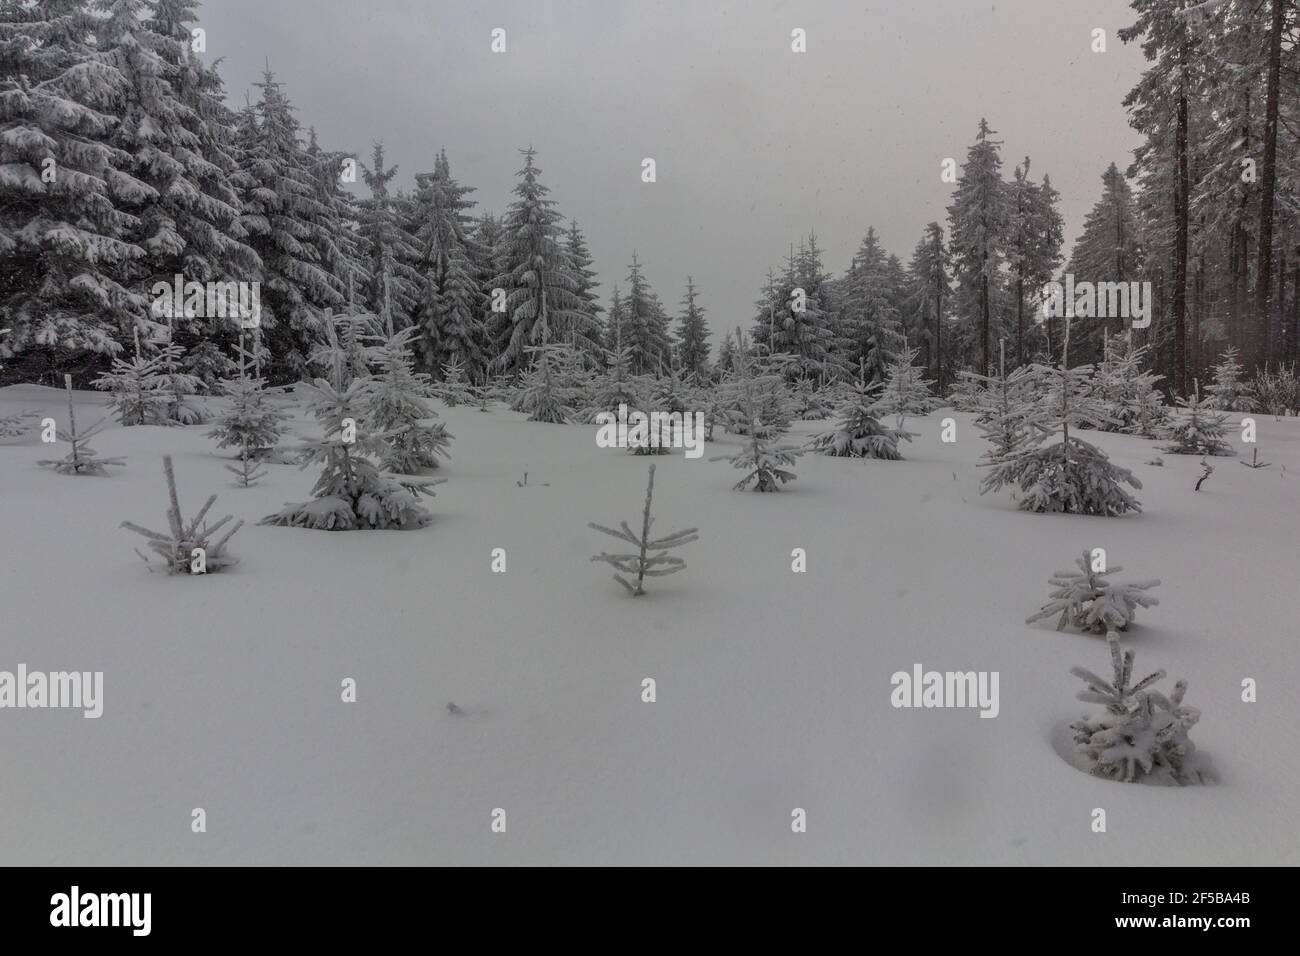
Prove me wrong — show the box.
[367,326,452,472]
[580,340,641,424]
[589,465,698,596]
[153,339,209,424]
[0,0,144,361]
[513,342,575,424]
[94,339,169,425]
[434,357,475,407]
[1093,338,1168,437]
[837,227,903,383]
[972,347,1046,463]
[1204,347,1255,411]
[808,379,914,460]
[38,374,126,475]
[980,324,1143,516]
[1069,633,1208,785]
[489,147,593,373]
[1027,551,1160,634]
[261,315,442,530]
[676,276,711,380]
[871,344,941,419]
[207,337,290,482]
[122,455,242,573]
[711,345,804,490]
[1162,383,1235,456]
[630,368,691,456]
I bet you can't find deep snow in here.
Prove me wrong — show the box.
[1,383,1297,865]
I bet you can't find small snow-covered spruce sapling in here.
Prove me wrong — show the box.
[38,375,125,475]
[871,345,940,419]
[94,351,168,425]
[1204,346,1255,412]
[1069,633,1208,785]
[589,465,698,596]
[1026,551,1159,633]
[122,456,242,573]
[153,342,210,425]
[980,354,1142,516]
[711,347,803,489]
[261,316,443,531]
[435,358,476,407]
[1162,383,1235,457]
[367,327,453,472]
[514,343,574,424]
[0,410,34,437]
[808,380,913,459]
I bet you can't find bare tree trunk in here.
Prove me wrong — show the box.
[1252,0,1284,371]
[1173,68,1190,395]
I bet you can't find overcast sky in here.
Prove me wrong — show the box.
[200,0,1147,333]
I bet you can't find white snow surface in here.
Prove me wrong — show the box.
[1,383,1297,865]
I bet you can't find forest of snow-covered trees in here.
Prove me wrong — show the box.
[2,0,1298,398]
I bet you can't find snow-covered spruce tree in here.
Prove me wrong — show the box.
[207,344,291,476]
[1069,633,1208,785]
[711,349,804,490]
[972,357,1045,463]
[0,0,145,361]
[367,326,452,472]
[792,377,834,420]
[37,375,125,475]
[589,465,698,596]
[1026,551,1159,634]
[980,326,1142,516]
[676,276,711,379]
[871,344,941,419]
[153,341,209,424]
[513,343,575,424]
[434,358,476,407]
[0,412,29,437]
[489,147,595,373]
[808,380,914,460]
[1093,339,1167,437]
[94,349,169,425]
[1161,384,1234,456]
[627,369,692,456]
[578,337,641,424]
[946,370,987,412]
[122,455,242,573]
[1204,347,1255,412]
[261,318,442,530]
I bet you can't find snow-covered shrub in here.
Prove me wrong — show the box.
[1069,633,1209,785]
[1252,365,1299,417]
[122,456,242,573]
[1027,551,1159,633]
[589,464,698,595]
[809,380,914,459]
[37,376,125,476]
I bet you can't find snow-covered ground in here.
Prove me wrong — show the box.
[2,383,1297,865]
